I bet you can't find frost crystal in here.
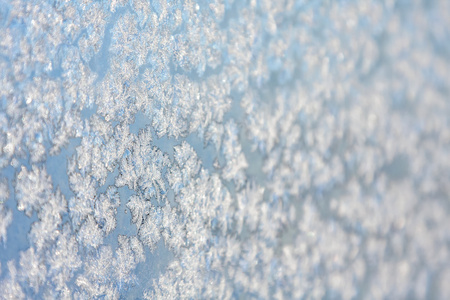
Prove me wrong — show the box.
[0,206,12,245]
[1,0,450,298]
[16,166,52,217]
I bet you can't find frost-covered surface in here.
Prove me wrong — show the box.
[1,0,450,299]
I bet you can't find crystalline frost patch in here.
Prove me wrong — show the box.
[1,0,450,299]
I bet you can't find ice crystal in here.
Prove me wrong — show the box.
[94,186,120,234]
[15,166,52,217]
[139,207,163,251]
[0,178,12,244]
[0,206,12,245]
[19,247,46,293]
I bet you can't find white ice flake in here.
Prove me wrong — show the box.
[116,127,170,200]
[221,120,248,188]
[173,141,201,182]
[78,215,103,249]
[0,261,25,300]
[94,186,120,234]
[126,194,148,230]
[235,183,264,233]
[0,178,12,244]
[139,207,162,250]
[19,247,46,293]
[130,235,145,263]
[16,166,52,217]
[114,235,139,289]
[161,202,186,253]
[0,206,12,244]
[46,225,81,296]
[29,190,65,252]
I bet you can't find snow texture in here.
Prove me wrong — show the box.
[1,0,450,299]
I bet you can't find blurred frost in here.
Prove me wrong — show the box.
[0,0,450,299]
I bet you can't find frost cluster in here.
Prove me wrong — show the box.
[1,0,450,299]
